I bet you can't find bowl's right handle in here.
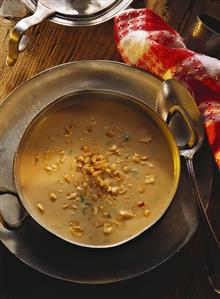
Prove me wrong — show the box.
[6,2,55,66]
[0,193,28,230]
[166,104,198,149]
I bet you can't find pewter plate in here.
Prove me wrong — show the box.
[0,61,213,283]
[21,0,133,26]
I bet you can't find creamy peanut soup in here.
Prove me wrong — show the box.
[17,97,177,246]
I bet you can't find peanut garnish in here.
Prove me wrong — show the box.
[145,174,155,184]
[93,206,99,216]
[109,186,120,195]
[94,221,104,228]
[144,209,150,217]
[66,192,77,200]
[132,153,140,163]
[49,135,55,141]
[49,192,57,201]
[111,163,117,171]
[137,201,145,207]
[60,155,68,162]
[64,174,71,183]
[140,135,152,143]
[103,212,111,218]
[62,203,70,209]
[92,170,103,177]
[83,129,90,135]
[106,128,115,137]
[138,186,145,193]
[114,170,124,180]
[70,224,84,236]
[35,154,40,164]
[103,223,113,234]
[105,168,112,174]
[119,210,134,220]
[37,203,44,213]
[141,156,148,161]
[64,127,72,136]
[81,145,89,153]
[146,161,154,168]
[122,166,129,173]
[91,194,98,201]
[108,144,120,155]
[119,187,127,194]
[44,166,53,172]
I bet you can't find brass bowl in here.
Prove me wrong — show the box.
[14,89,180,248]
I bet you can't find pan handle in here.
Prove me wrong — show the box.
[0,193,28,230]
[6,2,55,66]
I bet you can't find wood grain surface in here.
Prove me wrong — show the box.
[1,0,220,102]
[0,0,220,298]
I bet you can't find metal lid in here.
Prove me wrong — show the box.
[21,0,132,26]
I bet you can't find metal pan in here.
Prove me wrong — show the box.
[0,60,212,282]
[6,0,132,66]
[13,89,180,248]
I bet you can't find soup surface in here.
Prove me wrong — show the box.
[17,96,177,247]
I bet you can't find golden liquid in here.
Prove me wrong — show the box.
[17,98,177,246]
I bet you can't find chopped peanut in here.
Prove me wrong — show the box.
[70,225,84,236]
[141,156,148,161]
[140,135,152,143]
[138,186,145,193]
[81,145,90,153]
[144,209,150,217]
[93,206,99,216]
[119,210,134,220]
[103,212,111,218]
[62,203,70,209]
[132,153,140,163]
[119,188,127,194]
[106,128,115,137]
[145,161,154,168]
[109,186,120,195]
[111,163,117,171]
[49,135,55,141]
[103,223,113,234]
[145,174,155,184]
[44,166,53,172]
[64,174,71,183]
[49,192,57,201]
[66,192,77,200]
[122,166,129,173]
[37,203,44,213]
[137,201,145,207]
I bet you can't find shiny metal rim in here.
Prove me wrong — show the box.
[20,0,133,26]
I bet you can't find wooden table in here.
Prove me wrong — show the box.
[0,1,220,298]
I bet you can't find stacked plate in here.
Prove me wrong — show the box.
[0,61,212,283]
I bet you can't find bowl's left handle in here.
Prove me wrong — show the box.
[0,193,28,230]
[6,2,55,66]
